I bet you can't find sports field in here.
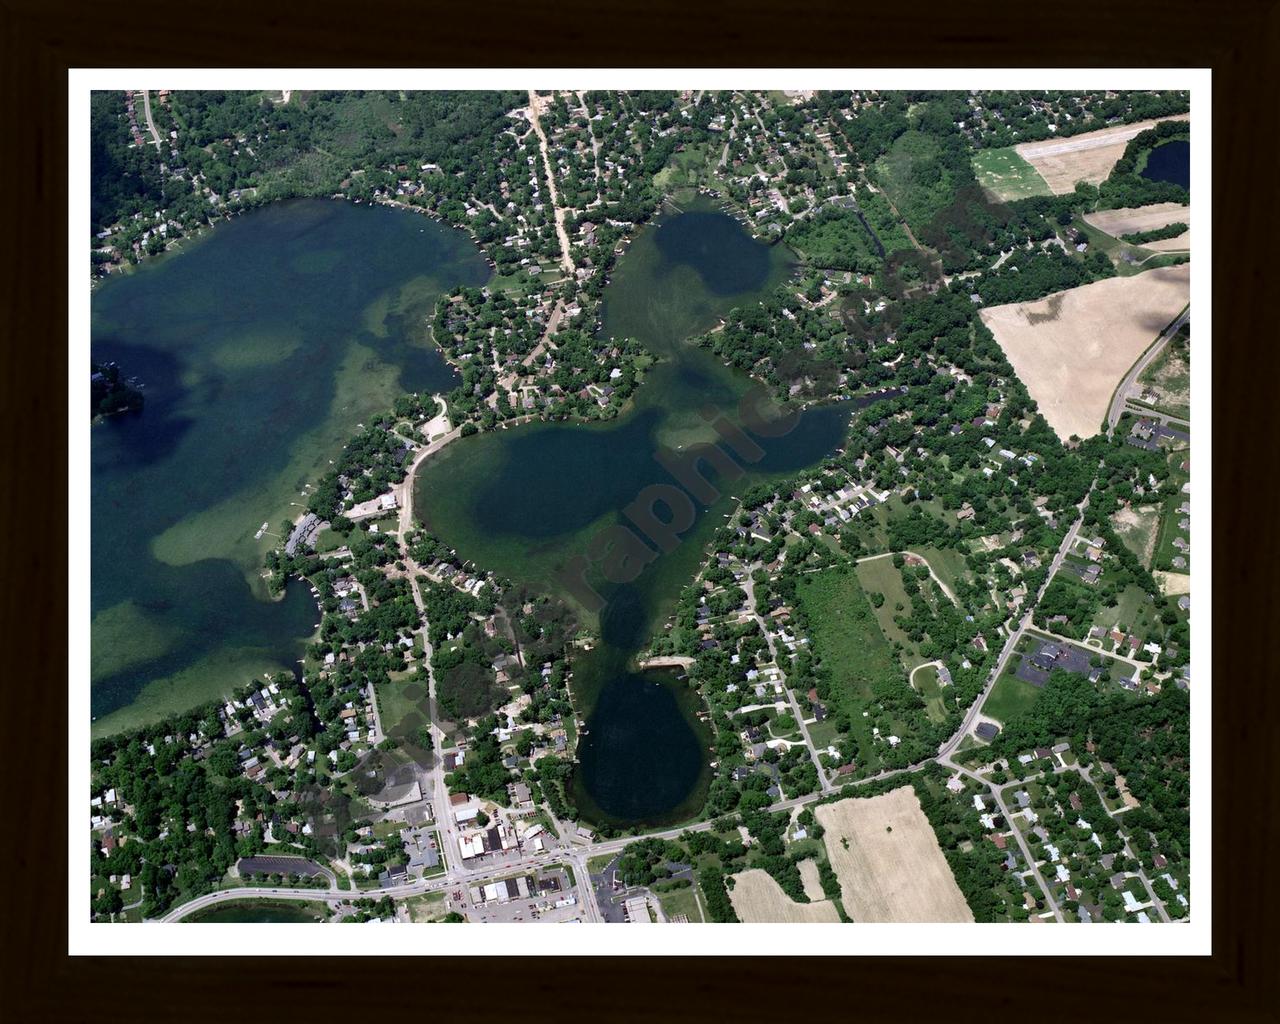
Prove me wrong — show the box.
[816,787,973,923]
[727,869,840,923]
[979,263,1191,441]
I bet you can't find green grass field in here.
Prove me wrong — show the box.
[796,565,908,773]
[982,672,1041,725]
[657,884,704,922]
[914,545,970,600]
[972,147,1052,201]
[798,566,902,707]
[405,891,450,922]
[653,142,722,191]
[855,556,922,668]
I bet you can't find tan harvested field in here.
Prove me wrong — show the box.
[1154,570,1192,596]
[728,868,840,923]
[815,787,973,923]
[1084,202,1191,252]
[798,859,825,901]
[980,263,1191,441]
[1015,115,1190,194]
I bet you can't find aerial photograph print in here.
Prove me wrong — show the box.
[79,74,1203,947]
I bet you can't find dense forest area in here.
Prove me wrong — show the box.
[91,90,526,246]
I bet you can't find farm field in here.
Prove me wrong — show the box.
[1083,202,1191,252]
[972,146,1052,201]
[979,263,1191,441]
[1014,115,1190,194]
[727,868,840,923]
[816,788,973,923]
[797,859,826,901]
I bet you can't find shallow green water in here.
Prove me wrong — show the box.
[91,199,488,734]
[415,198,854,827]
[185,900,326,923]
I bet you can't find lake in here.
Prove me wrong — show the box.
[91,199,488,734]
[1140,139,1190,190]
[415,197,854,827]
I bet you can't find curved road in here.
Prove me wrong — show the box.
[1106,306,1190,432]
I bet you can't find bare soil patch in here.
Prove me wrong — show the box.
[1154,570,1192,596]
[728,868,840,923]
[1015,115,1189,194]
[980,263,1191,441]
[1084,202,1191,252]
[1112,504,1160,568]
[815,786,973,923]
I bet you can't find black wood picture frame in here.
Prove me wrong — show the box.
[3,1,1274,1019]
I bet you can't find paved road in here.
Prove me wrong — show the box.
[1106,307,1190,431]
[140,89,162,150]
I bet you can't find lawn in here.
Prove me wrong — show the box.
[372,673,433,758]
[982,672,1040,725]
[657,884,704,923]
[1152,485,1192,573]
[912,664,949,724]
[1093,583,1161,640]
[972,147,1052,201]
[405,891,450,923]
[314,526,351,553]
